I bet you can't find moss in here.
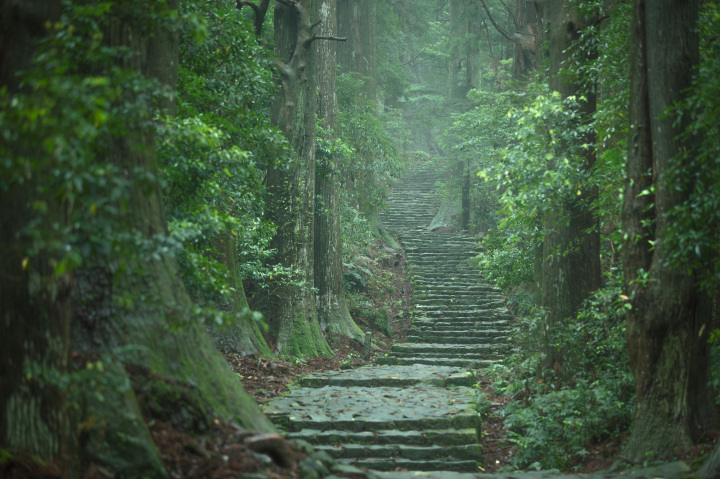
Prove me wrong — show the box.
[128,365,210,434]
[289,313,334,357]
[81,362,167,479]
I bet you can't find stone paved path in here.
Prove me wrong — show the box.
[262,165,512,473]
[260,166,694,478]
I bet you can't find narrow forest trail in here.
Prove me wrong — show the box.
[262,164,512,474]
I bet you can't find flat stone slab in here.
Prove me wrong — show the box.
[263,385,481,433]
[373,460,692,479]
[298,365,474,388]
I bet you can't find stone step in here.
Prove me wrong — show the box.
[391,341,506,354]
[314,443,481,462]
[263,385,481,433]
[415,304,507,313]
[414,312,511,321]
[339,457,479,472]
[375,356,501,369]
[415,298,504,307]
[288,428,478,447]
[406,331,509,343]
[297,365,474,388]
[412,319,511,330]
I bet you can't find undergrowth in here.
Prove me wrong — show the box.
[486,271,635,471]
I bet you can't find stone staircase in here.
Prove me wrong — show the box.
[262,164,512,473]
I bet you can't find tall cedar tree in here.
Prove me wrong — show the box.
[535,0,601,375]
[313,0,363,339]
[621,0,719,461]
[264,0,332,356]
[0,2,274,476]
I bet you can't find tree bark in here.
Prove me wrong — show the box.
[536,0,601,375]
[0,1,75,471]
[206,233,274,358]
[313,0,363,340]
[265,0,332,356]
[621,0,719,461]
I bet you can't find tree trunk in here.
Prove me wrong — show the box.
[621,0,719,461]
[337,0,376,100]
[0,1,76,472]
[313,0,364,340]
[265,1,332,357]
[206,233,274,358]
[536,0,601,375]
[448,0,463,98]
[336,0,392,244]
[2,2,275,476]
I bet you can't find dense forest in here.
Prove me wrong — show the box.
[2,0,720,477]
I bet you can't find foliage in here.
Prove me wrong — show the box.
[661,1,720,291]
[491,272,634,471]
[0,0,177,279]
[336,72,404,215]
[160,0,294,311]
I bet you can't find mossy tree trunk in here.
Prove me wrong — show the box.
[0,2,76,472]
[2,3,275,476]
[536,0,601,375]
[264,0,332,357]
[206,233,274,358]
[621,0,719,461]
[313,0,363,340]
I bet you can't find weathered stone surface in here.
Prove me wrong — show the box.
[263,385,480,433]
[299,364,474,388]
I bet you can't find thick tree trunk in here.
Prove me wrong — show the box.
[313,0,364,340]
[2,3,275,476]
[0,1,75,471]
[337,0,376,99]
[621,0,719,461]
[537,0,601,375]
[265,1,332,356]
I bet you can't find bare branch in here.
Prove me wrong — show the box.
[478,0,514,43]
[498,0,515,24]
[310,35,347,43]
[399,46,428,67]
[310,19,322,30]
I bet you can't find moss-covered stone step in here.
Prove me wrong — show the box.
[406,332,509,344]
[288,427,478,447]
[375,356,501,368]
[414,310,510,319]
[412,320,511,331]
[415,299,503,308]
[342,458,480,472]
[391,343,507,357]
[418,289,501,296]
[263,385,481,434]
[312,443,481,462]
[298,365,474,388]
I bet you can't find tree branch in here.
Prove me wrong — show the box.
[478,0,514,43]
[236,0,270,36]
[309,35,347,44]
[399,46,428,67]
